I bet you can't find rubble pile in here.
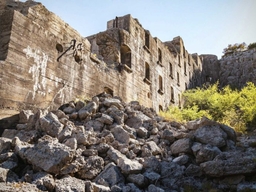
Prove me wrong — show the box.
[1,93,256,192]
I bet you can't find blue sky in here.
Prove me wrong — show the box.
[28,0,255,59]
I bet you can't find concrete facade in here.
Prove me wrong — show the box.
[0,0,255,116]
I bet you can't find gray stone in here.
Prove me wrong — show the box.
[0,137,12,154]
[237,182,256,192]
[111,125,130,144]
[38,112,64,138]
[136,127,148,138]
[148,184,165,192]
[191,142,221,163]
[94,162,125,188]
[146,141,161,155]
[96,114,114,125]
[64,137,77,149]
[77,156,104,179]
[0,167,18,182]
[172,154,189,165]
[200,151,256,177]
[185,164,202,177]
[127,173,146,188]
[32,172,55,192]
[15,130,38,143]
[143,171,161,183]
[1,129,18,139]
[161,129,175,142]
[194,125,227,147]
[170,138,192,155]
[19,110,33,124]
[55,175,85,192]
[22,135,74,174]
[58,123,73,143]
[117,157,143,175]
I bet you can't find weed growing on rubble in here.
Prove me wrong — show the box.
[160,82,256,133]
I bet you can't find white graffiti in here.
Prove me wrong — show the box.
[23,46,48,99]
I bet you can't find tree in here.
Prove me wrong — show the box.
[222,42,247,56]
[248,42,256,50]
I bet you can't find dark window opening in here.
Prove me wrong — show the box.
[157,48,162,65]
[206,75,212,82]
[169,63,173,78]
[178,94,181,108]
[178,56,181,67]
[113,16,118,28]
[145,62,150,80]
[144,62,151,84]
[171,86,174,103]
[185,83,188,90]
[159,105,163,112]
[145,31,150,48]
[158,75,164,94]
[104,87,113,96]
[121,45,132,69]
[56,43,63,53]
[177,72,180,86]
[184,62,187,75]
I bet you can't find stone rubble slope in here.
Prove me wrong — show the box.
[0,93,256,192]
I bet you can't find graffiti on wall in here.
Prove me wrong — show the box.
[23,46,49,99]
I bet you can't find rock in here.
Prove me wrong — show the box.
[1,129,18,139]
[146,141,161,155]
[22,135,74,174]
[0,167,18,182]
[58,123,73,143]
[237,182,256,192]
[103,98,123,109]
[194,125,227,147]
[161,129,175,142]
[191,142,221,163]
[185,164,202,177]
[77,156,104,179]
[78,101,98,119]
[19,110,33,124]
[85,181,111,192]
[96,114,114,125]
[94,162,125,188]
[32,172,55,192]
[143,171,161,183]
[170,138,192,155]
[117,157,143,175]
[127,173,146,188]
[63,106,76,114]
[0,182,43,192]
[220,124,237,142]
[160,161,185,188]
[108,107,125,125]
[172,154,189,165]
[136,127,148,138]
[64,137,77,149]
[0,137,12,154]
[200,151,256,177]
[186,116,216,130]
[15,130,38,143]
[55,175,85,192]
[38,112,64,138]
[111,125,130,144]
[148,184,165,192]
[122,183,142,192]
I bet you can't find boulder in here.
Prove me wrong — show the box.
[194,125,227,147]
[55,175,85,192]
[22,135,74,174]
[170,138,192,155]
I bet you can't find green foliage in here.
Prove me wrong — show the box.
[248,42,256,50]
[222,42,247,56]
[160,82,256,133]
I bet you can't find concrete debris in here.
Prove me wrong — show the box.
[0,93,256,191]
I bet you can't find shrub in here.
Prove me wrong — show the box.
[160,82,256,133]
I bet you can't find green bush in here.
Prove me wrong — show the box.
[160,82,256,133]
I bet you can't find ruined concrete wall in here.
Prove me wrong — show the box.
[0,1,122,112]
[219,49,256,88]
[89,16,204,111]
[200,54,220,85]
